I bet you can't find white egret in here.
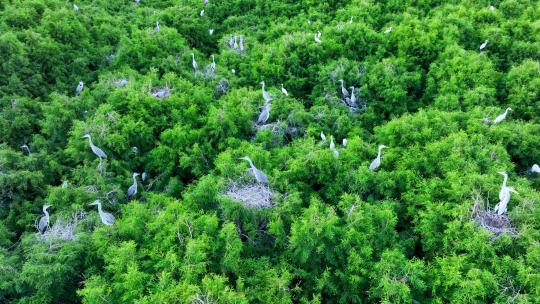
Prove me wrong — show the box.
[489,5,495,10]
[384,27,392,34]
[89,200,115,226]
[239,156,268,184]
[329,136,335,150]
[498,171,508,201]
[200,9,204,17]
[37,205,51,233]
[315,31,322,43]
[76,81,84,95]
[369,145,387,171]
[492,108,512,124]
[342,138,348,147]
[192,53,198,71]
[73,4,79,11]
[209,29,214,35]
[281,84,288,96]
[494,186,518,215]
[479,40,488,51]
[531,164,540,173]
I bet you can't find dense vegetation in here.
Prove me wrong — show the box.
[1,0,540,303]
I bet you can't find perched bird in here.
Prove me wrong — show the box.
[192,53,198,71]
[208,28,214,35]
[76,81,84,95]
[260,81,272,102]
[498,171,508,201]
[342,138,348,147]
[339,79,349,99]
[37,205,51,234]
[349,86,357,107]
[329,136,335,150]
[281,84,288,96]
[369,144,387,171]
[20,144,31,155]
[531,164,540,174]
[73,4,79,11]
[240,156,268,184]
[479,40,488,51]
[127,173,140,199]
[332,148,339,158]
[489,5,495,10]
[320,131,327,145]
[142,171,148,181]
[231,69,236,74]
[203,0,208,4]
[257,102,270,125]
[349,17,353,24]
[492,108,512,124]
[200,9,204,17]
[315,31,322,43]
[61,180,68,188]
[113,79,128,87]
[154,21,160,33]
[384,27,392,34]
[210,54,216,72]
[89,200,115,226]
[494,186,518,215]
[239,36,244,53]
[82,134,107,159]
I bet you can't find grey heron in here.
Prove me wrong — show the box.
[127,173,140,199]
[82,134,107,159]
[113,79,128,87]
[210,55,216,72]
[281,84,288,96]
[320,131,327,145]
[142,171,148,181]
[479,40,488,51]
[240,156,268,184]
[498,171,508,201]
[76,81,84,95]
[494,186,518,215]
[349,86,357,107]
[260,81,272,102]
[369,145,387,171]
[89,200,115,226]
[492,108,512,124]
[37,205,51,233]
[203,0,208,4]
[532,164,540,173]
[257,102,270,125]
[192,53,198,71]
[20,144,30,155]
[339,79,349,99]
[154,21,160,33]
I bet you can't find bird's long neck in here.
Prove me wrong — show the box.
[87,136,93,146]
[504,109,509,115]
[246,159,255,169]
[261,82,265,91]
[43,209,49,218]
[132,175,137,185]
[377,147,384,158]
[502,174,508,187]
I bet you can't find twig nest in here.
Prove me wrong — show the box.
[224,181,274,209]
[474,210,517,236]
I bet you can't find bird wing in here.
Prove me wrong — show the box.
[102,212,115,225]
[38,216,49,232]
[92,146,107,158]
[369,157,380,171]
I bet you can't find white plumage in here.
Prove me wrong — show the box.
[369,145,387,171]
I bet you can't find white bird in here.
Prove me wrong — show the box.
[369,145,387,171]
[73,4,79,11]
[200,9,204,17]
[315,31,322,43]
[61,180,68,188]
[339,79,349,99]
[257,102,270,125]
[384,27,392,34]
[89,200,115,226]
[489,5,495,10]
[208,29,214,35]
[531,164,540,173]
[203,0,208,4]
[349,17,353,24]
[82,134,107,159]
[479,40,488,51]
[37,205,51,233]
[127,173,140,199]
[76,81,84,95]
[494,186,518,215]
[497,171,510,202]
[154,21,160,33]
[320,131,327,144]
[260,81,272,102]
[329,136,335,150]
[231,69,236,74]
[134,0,140,4]
[192,53,198,71]
[239,36,244,53]
[233,36,238,50]
[281,84,288,96]
[332,149,339,158]
[240,156,268,184]
[492,108,512,124]
[342,138,348,147]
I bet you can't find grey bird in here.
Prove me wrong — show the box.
[76,81,84,95]
[20,144,31,155]
[339,79,349,99]
[260,81,272,103]
[89,200,115,226]
[240,156,268,184]
[498,171,508,201]
[192,53,198,71]
[369,145,387,171]
[494,186,518,215]
[38,205,51,233]
[127,172,140,199]
[257,102,270,125]
[82,134,107,159]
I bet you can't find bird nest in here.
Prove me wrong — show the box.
[224,181,274,209]
[36,211,87,245]
[471,192,517,237]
